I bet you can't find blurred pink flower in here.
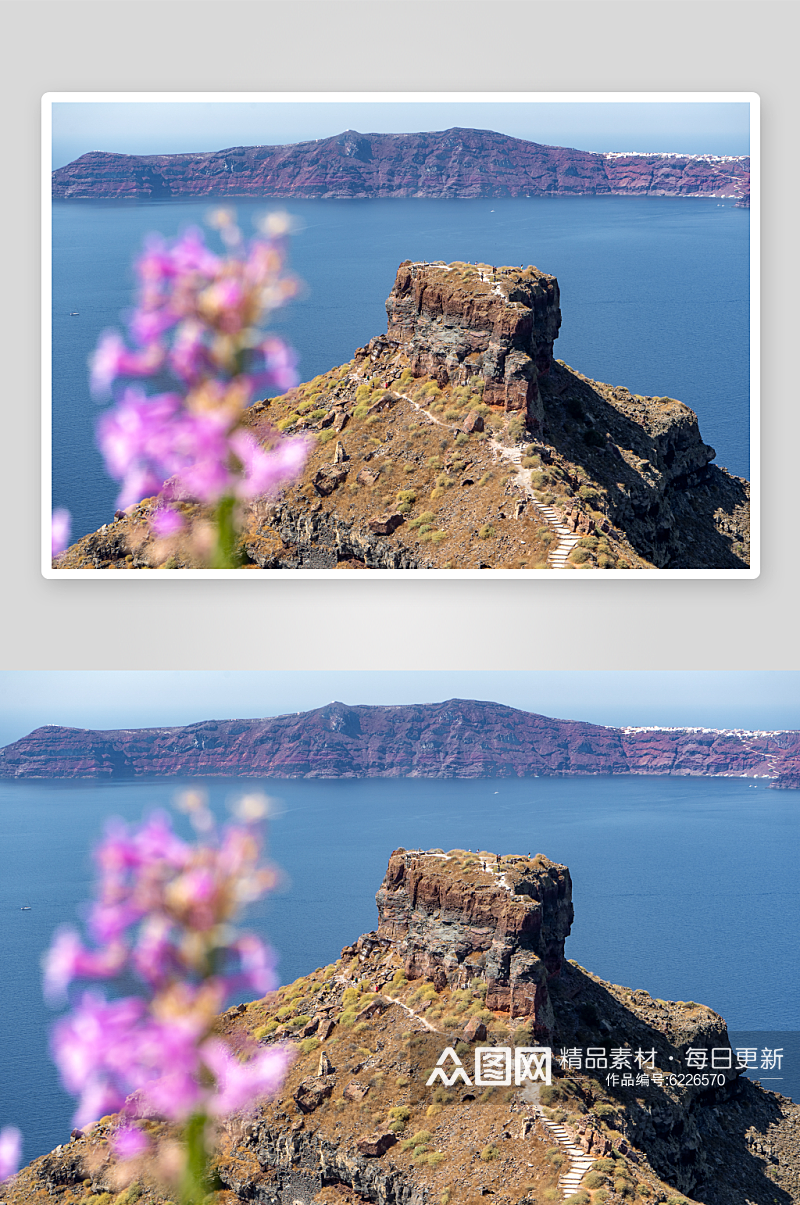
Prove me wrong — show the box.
[113,1125,151,1160]
[0,1127,21,1182]
[51,508,72,556]
[230,430,309,500]
[43,928,126,1002]
[203,1039,292,1118]
[151,507,185,538]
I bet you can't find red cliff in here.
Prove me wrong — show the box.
[0,700,796,785]
[52,128,750,202]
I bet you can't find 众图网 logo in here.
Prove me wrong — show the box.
[427,1046,552,1087]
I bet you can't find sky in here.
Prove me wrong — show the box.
[0,672,796,749]
[50,99,752,170]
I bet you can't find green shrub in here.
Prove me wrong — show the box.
[597,554,617,569]
[539,1084,563,1106]
[564,1193,590,1205]
[578,535,598,550]
[592,1158,616,1173]
[299,1037,320,1054]
[402,1129,433,1151]
[569,547,591,564]
[420,530,448,544]
[582,1171,607,1189]
[480,1145,500,1162]
[614,1179,635,1198]
[389,1106,411,1123]
[478,524,496,539]
[455,432,469,446]
[594,1102,617,1118]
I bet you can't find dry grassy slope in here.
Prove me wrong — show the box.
[53,341,747,571]
[10,869,798,1205]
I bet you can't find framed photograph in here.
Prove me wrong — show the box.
[43,92,758,578]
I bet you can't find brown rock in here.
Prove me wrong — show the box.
[354,996,390,1023]
[343,1080,370,1102]
[318,409,336,429]
[355,1131,397,1158]
[367,514,405,536]
[313,465,349,496]
[356,467,380,487]
[385,261,561,430]
[317,1018,336,1041]
[333,411,350,432]
[301,1017,319,1037]
[463,411,485,434]
[463,1017,487,1042]
[376,848,573,1035]
[367,392,400,416]
[293,1074,335,1114]
[317,1051,335,1076]
[333,441,349,464]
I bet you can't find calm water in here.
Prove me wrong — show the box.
[52,196,750,541]
[1,774,795,1164]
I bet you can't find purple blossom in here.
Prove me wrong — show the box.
[230,430,309,500]
[51,508,72,556]
[90,332,165,397]
[202,1039,292,1117]
[258,336,300,392]
[0,1127,21,1182]
[43,928,126,1002]
[151,507,185,538]
[113,1125,151,1160]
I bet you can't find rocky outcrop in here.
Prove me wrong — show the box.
[375,849,573,1033]
[7,849,800,1205]
[52,128,750,201]
[1,699,798,784]
[385,261,561,427]
[53,257,749,572]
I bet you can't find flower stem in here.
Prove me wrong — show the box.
[211,496,241,568]
[180,1112,211,1205]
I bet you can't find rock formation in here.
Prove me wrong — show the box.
[1,699,798,785]
[6,849,800,1205]
[53,259,750,572]
[385,262,561,428]
[52,128,750,202]
[375,849,573,1032]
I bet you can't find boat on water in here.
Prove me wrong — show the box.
[20,905,31,910]
[69,311,79,316]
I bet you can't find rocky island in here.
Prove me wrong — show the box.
[7,849,798,1205]
[54,260,750,572]
[1,699,797,787]
[51,128,750,203]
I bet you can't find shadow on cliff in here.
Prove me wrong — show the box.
[550,963,790,1205]
[540,365,749,569]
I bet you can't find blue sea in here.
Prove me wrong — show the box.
[51,196,750,542]
[1,774,795,1166]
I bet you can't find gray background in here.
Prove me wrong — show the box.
[2,1,795,671]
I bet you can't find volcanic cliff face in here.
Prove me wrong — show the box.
[385,262,561,427]
[51,127,750,201]
[1,699,798,786]
[7,849,800,1205]
[375,850,573,1032]
[53,259,750,572]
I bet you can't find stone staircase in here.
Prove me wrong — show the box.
[538,1114,596,1201]
[530,500,581,569]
